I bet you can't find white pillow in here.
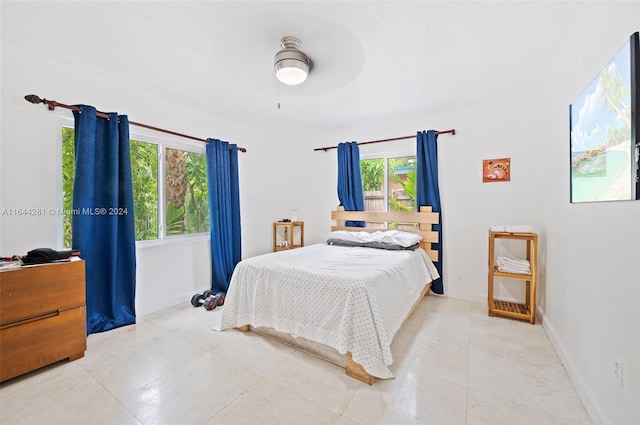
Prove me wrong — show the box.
[325,231,372,243]
[376,230,422,247]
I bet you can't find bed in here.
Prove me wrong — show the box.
[215,207,439,384]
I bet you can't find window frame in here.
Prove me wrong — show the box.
[57,117,210,250]
[162,145,211,239]
[360,146,417,213]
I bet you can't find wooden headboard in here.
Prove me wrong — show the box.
[331,206,439,262]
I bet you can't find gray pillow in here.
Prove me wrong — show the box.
[327,239,420,251]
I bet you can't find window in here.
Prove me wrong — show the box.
[131,140,159,240]
[61,127,208,248]
[61,127,75,247]
[165,148,209,236]
[361,155,417,213]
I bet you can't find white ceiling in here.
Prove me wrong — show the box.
[2,1,589,136]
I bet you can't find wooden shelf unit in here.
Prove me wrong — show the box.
[0,260,87,382]
[273,221,304,252]
[488,231,538,324]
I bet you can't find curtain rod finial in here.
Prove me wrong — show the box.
[24,94,43,104]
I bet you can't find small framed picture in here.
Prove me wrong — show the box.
[483,158,511,183]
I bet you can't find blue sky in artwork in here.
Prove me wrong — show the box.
[570,40,631,152]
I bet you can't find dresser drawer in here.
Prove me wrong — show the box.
[0,306,87,382]
[0,261,85,326]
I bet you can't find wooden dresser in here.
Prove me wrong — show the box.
[0,260,87,382]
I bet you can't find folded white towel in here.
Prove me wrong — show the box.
[497,256,530,267]
[497,266,531,274]
[497,265,531,273]
[500,266,530,272]
[497,261,530,269]
[496,256,531,274]
[497,264,530,271]
[489,224,534,233]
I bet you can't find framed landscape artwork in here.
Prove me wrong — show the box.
[569,32,639,203]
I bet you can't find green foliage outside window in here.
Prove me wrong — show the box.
[61,127,75,247]
[164,148,209,236]
[388,157,417,212]
[360,155,417,215]
[360,158,384,191]
[131,140,159,241]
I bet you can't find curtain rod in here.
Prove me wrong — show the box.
[24,94,247,153]
[313,129,456,152]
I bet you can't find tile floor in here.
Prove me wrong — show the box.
[0,296,593,425]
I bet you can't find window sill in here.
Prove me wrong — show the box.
[135,232,210,249]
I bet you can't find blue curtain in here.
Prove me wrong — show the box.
[416,130,443,294]
[206,139,241,294]
[337,142,365,227]
[72,105,136,334]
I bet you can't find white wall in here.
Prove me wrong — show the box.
[535,3,640,424]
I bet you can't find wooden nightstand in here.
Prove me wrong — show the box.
[273,221,304,252]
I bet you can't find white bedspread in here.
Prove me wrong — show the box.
[215,243,439,378]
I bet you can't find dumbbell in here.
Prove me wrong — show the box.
[190,289,214,307]
[203,292,226,311]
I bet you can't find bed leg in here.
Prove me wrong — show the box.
[236,325,250,332]
[346,352,377,385]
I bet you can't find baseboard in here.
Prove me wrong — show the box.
[137,292,197,318]
[540,310,605,424]
[446,290,526,307]
[446,290,486,304]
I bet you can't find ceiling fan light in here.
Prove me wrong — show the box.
[275,59,308,85]
[274,36,310,85]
